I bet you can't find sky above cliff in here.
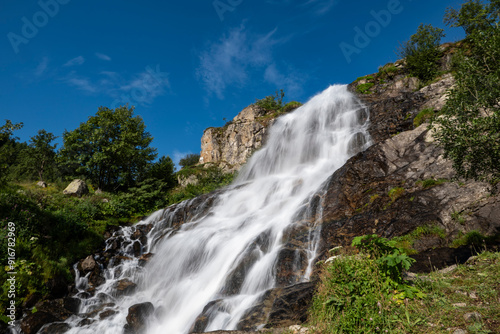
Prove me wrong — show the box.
[1,0,465,166]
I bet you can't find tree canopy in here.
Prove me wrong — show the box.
[59,106,157,190]
[397,23,445,83]
[434,0,500,180]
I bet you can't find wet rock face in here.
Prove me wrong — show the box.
[21,311,59,334]
[314,124,499,267]
[124,302,155,334]
[237,283,315,331]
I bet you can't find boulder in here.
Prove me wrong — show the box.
[36,181,47,188]
[21,311,59,334]
[113,279,137,296]
[63,179,89,197]
[39,322,71,334]
[79,255,97,273]
[124,302,155,333]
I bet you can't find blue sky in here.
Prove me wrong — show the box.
[1,0,465,166]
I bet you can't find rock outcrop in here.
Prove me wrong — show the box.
[199,104,299,172]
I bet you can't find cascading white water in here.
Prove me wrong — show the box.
[60,85,371,334]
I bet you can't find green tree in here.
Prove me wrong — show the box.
[0,120,23,185]
[254,89,285,111]
[59,106,157,191]
[434,0,500,180]
[22,130,58,181]
[444,0,500,35]
[146,155,177,191]
[179,153,200,169]
[397,24,445,82]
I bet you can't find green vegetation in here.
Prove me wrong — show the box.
[392,224,447,253]
[433,0,500,181]
[310,234,500,333]
[310,235,424,333]
[254,89,285,112]
[179,153,200,169]
[388,187,405,202]
[356,82,375,94]
[253,91,302,126]
[397,23,445,83]
[416,177,448,189]
[413,108,435,128]
[59,106,157,191]
[167,165,235,205]
[378,64,399,79]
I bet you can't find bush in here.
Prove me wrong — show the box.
[254,89,285,111]
[179,154,200,169]
[397,24,445,83]
[309,235,423,333]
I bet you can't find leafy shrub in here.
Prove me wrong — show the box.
[310,235,423,333]
[397,24,445,83]
[179,154,200,169]
[254,89,285,111]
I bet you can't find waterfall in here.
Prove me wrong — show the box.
[61,85,371,334]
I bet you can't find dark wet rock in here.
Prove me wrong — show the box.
[46,274,70,299]
[313,124,500,274]
[78,318,95,326]
[237,282,315,330]
[132,240,143,256]
[190,300,224,333]
[35,299,74,321]
[113,279,137,296]
[39,322,71,334]
[21,311,59,334]
[274,248,308,287]
[410,247,476,273]
[85,303,116,318]
[63,297,81,314]
[124,302,155,334]
[138,252,154,267]
[23,292,43,309]
[88,271,106,288]
[99,309,118,319]
[219,248,261,296]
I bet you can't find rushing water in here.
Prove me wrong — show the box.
[58,85,371,334]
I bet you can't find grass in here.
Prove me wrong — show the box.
[416,178,448,189]
[392,224,447,254]
[413,108,435,128]
[356,82,375,94]
[308,250,500,333]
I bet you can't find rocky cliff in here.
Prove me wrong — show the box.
[199,104,300,172]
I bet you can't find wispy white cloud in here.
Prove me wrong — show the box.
[95,52,112,61]
[63,56,85,67]
[61,65,170,106]
[34,57,49,76]
[264,63,305,97]
[197,25,279,99]
[117,66,170,105]
[268,0,338,16]
[63,71,97,93]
